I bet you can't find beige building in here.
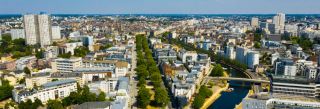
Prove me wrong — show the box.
[51,57,82,73]
[24,14,39,45]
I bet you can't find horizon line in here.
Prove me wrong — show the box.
[1,13,320,15]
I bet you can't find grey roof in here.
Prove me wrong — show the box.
[42,79,76,89]
[117,77,129,90]
[74,102,111,109]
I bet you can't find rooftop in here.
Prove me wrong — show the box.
[42,79,76,89]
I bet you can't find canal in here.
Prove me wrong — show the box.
[208,69,251,109]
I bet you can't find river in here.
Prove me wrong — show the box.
[208,69,251,109]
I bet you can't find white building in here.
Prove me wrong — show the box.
[251,17,259,27]
[273,13,286,34]
[247,51,259,69]
[23,14,53,46]
[236,46,248,64]
[15,56,37,71]
[272,76,320,98]
[38,14,52,47]
[242,93,320,109]
[88,78,118,95]
[10,29,25,40]
[271,52,280,65]
[51,57,82,73]
[51,26,61,40]
[225,45,236,60]
[114,61,129,77]
[24,14,39,45]
[181,51,198,63]
[44,46,59,59]
[171,81,195,101]
[63,42,83,55]
[13,79,77,103]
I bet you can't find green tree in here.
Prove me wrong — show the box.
[150,73,161,83]
[24,67,31,75]
[2,34,12,43]
[154,88,169,107]
[137,78,146,87]
[74,46,89,57]
[137,86,151,108]
[97,92,106,101]
[0,79,13,100]
[35,49,45,59]
[254,42,261,48]
[18,99,32,109]
[100,43,112,50]
[192,95,205,109]
[47,100,64,109]
[210,64,224,77]
[199,86,213,98]
[32,98,43,109]
[58,52,71,58]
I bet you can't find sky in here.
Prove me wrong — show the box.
[1,0,320,14]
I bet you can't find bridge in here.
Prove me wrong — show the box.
[202,77,270,84]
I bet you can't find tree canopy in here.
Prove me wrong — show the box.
[154,87,170,106]
[0,79,13,101]
[192,85,213,109]
[47,100,64,109]
[210,64,224,77]
[137,86,151,108]
[74,46,90,57]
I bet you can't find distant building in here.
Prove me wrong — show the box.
[51,26,61,40]
[24,14,39,45]
[23,14,52,47]
[273,13,286,34]
[38,14,52,46]
[251,17,259,27]
[10,29,25,40]
[267,24,276,34]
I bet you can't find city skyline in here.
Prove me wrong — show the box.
[1,0,320,14]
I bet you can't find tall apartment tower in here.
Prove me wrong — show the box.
[273,13,286,34]
[24,14,39,45]
[23,14,52,47]
[38,14,52,46]
[251,17,259,27]
[51,26,61,40]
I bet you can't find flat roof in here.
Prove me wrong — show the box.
[42,79,76,89]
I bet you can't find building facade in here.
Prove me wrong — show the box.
[13,79,77,103]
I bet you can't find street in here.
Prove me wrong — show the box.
[129,44,138,109]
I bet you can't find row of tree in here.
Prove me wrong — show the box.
[135,35,170,108]
[192,86,213,109]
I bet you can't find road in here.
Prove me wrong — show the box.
[129,44,138,109]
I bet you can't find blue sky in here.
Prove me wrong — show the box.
[1,0,320,14]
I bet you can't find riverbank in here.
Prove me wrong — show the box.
[201,71,229,109]
[234,89,254,109]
